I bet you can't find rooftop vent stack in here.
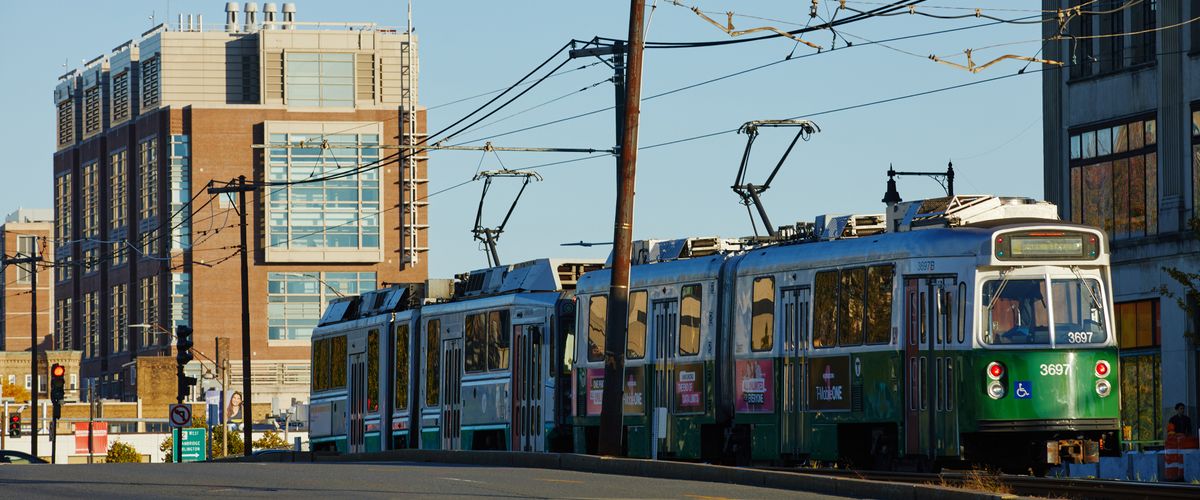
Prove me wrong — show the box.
[178,14,184,31]
[187,14,194,31]
[282,3,296,29]
[198,14,204,31]
[244,2,259,32]
[263,3,277,29]
[225,2,240,32]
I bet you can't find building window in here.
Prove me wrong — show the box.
[112,71,130,123]
[266,132,381,252]
[83,85,101,136]
[1130,0,1156,65]
[139,275,160,349]
[55,173,72,248]
[55,298,72,350]
[1098,0,1125,74]
[1192,106,1199,218]
[139,137,159,258]
[285,52,354,107]
[1115,299,1161,442]
[1069,116,1158,239]
[267,272,375,341]
[70,374,77,391]
[110,149,128,266]
[141,55,160,109]
[112,283,127,354]
[56,100,74,146]
[170,273,190,332]
[15,235,36,284]
[1067,0,1096,80]
[168,135,190,251]
[25,375,31,390]
[83,292,99,359]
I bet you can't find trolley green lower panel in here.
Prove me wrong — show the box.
[420,428,440,449]
[462,425,510,450]
[751,423,779,461]
[671,417,703,459]
[809,424,838,460]
[310,436,348,453]
[365,432,382,452]
[627,425,649,458]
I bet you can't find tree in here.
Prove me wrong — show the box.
[106,441,144,463]
[1,380,30,402]
[253,430,290,450]
[1159,217,1200,343]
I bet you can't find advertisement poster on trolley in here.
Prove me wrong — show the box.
[586,368,604,416]
[622,366,645,415]
[674,363,706,413]
[809,356,851,411]
[735,359,774,413]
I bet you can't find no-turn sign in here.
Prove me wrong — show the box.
[169,403,193,429]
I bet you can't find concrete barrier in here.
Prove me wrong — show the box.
[1097,456,1129,480]
[1182,450,1200,482]
[1067,462,1099,478]
[296,449,1017,499]
[1129,451,1164,482]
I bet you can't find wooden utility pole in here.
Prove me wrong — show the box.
[598,0,646,457]
[2,248,43,458]
[207,177,255,456]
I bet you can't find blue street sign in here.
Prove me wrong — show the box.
[1014,381,1032,399]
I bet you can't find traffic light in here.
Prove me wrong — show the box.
[51,363,66,419]
[176,325,194,366]
[8,414,20,438]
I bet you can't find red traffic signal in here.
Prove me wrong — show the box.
[52,364,66,378]
[9,415,18,423]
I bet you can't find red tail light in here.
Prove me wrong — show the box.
[1095,360,1110,378]
[986,361,1005,380]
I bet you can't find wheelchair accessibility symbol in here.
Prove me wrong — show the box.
[1014,381,1032,399]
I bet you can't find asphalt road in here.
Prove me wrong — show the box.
[0,462,852,499]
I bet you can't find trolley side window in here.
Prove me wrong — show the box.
[488,310,511,371]
[395,323,409,411]
[627,291,647,359]
[466,313,486,373]
[839,268,866,346]
[330,335,347,389]
[865,265,895,344]
[813,270,839,348]
[312,337,331,392]
[425,319,440,407]
[587,295,607,362]
[751,277,774,352]
[679,284,702,356]
[368,329,380,413]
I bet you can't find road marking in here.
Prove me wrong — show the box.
[439,477,483,484]
[684,495,731,500]
[536,478,584,484]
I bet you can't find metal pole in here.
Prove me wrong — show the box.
[88,385,94,463]
[598,0,646,457]
[30,247,39,459]
[238,175,253,456]
[217,337,228,457]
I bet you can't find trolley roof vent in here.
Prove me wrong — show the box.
[887,195,1059,232]
[814,214,887,241]
[624,237,749,265]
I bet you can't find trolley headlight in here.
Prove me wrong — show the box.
[1095,360,1111,378]
[1095,379,1111,398]
[987,380,1005,399]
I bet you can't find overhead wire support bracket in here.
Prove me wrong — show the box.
[471,168,543,267]
[732,119,820,238]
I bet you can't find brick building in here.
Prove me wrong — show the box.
[0,209,54,352]
[51,3,428,415]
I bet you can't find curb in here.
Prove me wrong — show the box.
[291,449,1015,500]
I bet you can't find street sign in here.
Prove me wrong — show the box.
[206,390,223,426]
[169,404,192,428]
[179,428,207,462]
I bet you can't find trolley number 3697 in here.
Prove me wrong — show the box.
[1039,363,1072,376]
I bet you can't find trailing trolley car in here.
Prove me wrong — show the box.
[572,196,1119,471]
[308,258,600,453]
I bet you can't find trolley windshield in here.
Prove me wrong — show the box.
[982,277,1108,346]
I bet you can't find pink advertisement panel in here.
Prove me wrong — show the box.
[586,368,605,416]
[735,359,775,413]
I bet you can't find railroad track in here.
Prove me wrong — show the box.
[757,466,1200,499]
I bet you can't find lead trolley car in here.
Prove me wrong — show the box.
[572,195,1120,472]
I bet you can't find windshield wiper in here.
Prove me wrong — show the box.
[1069,266,1105,316]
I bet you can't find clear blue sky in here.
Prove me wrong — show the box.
[0,1,1046,279]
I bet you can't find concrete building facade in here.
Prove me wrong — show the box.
[52,3,428,418]
[1042,1,1200,442]
[0,209,54,352]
